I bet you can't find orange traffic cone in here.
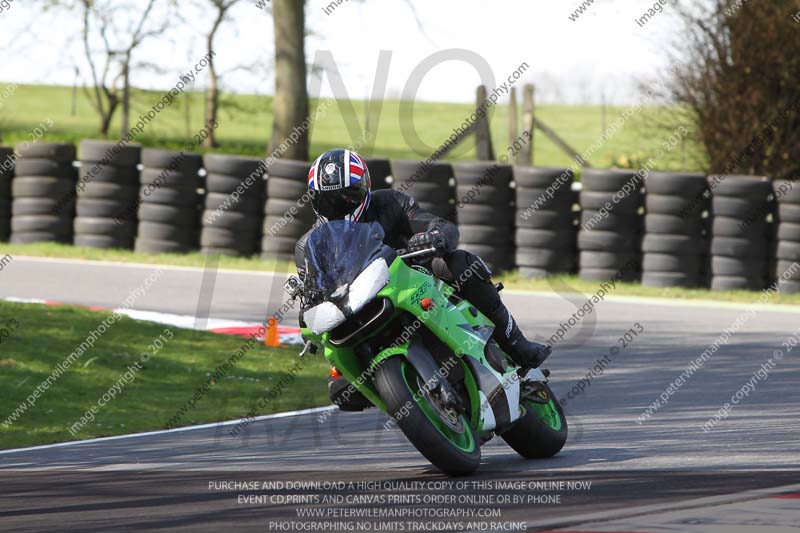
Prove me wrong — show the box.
[264,318,280,347]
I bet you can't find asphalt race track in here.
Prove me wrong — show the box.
[1,257,799,532]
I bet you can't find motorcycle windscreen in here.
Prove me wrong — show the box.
[304,220,386,299]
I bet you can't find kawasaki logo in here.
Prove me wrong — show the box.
[410,281,432,305]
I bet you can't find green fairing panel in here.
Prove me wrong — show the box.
[300,327,322,343]
[379,257,493,363]
[322,334,386,411]
[299,326,388,410]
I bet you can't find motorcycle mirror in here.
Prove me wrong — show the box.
[284,275,303,299]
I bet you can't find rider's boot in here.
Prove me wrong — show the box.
[485,298,551,369]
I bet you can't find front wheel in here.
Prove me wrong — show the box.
[375,356,480,476]
[501,382,567,458]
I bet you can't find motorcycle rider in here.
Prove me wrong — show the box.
[296,149,551,409]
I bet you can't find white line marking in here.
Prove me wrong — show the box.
[1,297,301,343]
[0,405,335,456]
[12,256,292,277]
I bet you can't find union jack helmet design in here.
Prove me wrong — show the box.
[308,149,371,221]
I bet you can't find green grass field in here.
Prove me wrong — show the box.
[1,242,296,272]
[0,300,330,450]
[0,83,705,171]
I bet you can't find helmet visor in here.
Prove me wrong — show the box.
[311,184,366,220]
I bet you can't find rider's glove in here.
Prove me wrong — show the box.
[408,229,446,255]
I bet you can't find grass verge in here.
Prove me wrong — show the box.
[1,242,295,273]
[498,272,800,306]
[0,301,329,450]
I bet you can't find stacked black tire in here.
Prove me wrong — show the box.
[136,148,202,254]
[641,172,708,287]
[452,162,515,272]
[0,147,12,241]
[709,176,772,291]
[772,178,800,293]
[578,169,642,282]
[512,166,577,277]
[262,159,313,262]
[11,143,77,244]
[364,157,392,190]
[74,140,141,249]
[391,160,455,221]
[201,154,264,256]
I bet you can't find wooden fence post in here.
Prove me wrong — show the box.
[520,84,535,165]
[475,85,494,160]
[508,87,518,163]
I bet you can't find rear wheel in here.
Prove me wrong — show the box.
[501,382,567,458]
[374,356,480,475]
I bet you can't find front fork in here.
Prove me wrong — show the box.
[371,334,466,414]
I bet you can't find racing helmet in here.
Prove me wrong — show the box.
[308,149,371,221]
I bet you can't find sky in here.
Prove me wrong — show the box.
[0,0,686,105]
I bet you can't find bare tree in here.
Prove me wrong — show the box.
[200,0,244,148]
[42,0,171,137]
[270,0,308,160]
[666,0,800,178]
[79,1,119,137]
[117,0,170,138]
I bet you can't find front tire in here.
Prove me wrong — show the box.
[501,382,567,458]
[375,356,480,475]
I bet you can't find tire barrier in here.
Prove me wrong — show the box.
[772,178,800,294]
[512,166,576,278]
[0,147,12,241]
[578,169,642,282]
[262,159,313,262]
[641,172,708,288]
[10,142,77,244]
[4,135,796,296]
[363,157,392,190]
[391,160,455,222]
[709,176,772,291]
[73,140,141,250]
[453,161,515,272]
[135,148,202,255]
[201,153,264,257]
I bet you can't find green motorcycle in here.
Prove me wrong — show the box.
[288,220,567,475]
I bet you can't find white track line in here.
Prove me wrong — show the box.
[526,481,800,530]
[12,255,291,277]
[0,405,335,456]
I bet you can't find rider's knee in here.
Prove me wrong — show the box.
[430,257,453,281]
[448,249,492,283]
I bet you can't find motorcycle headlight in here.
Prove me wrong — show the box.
[304,301,346,334]
[346,258,390,314]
